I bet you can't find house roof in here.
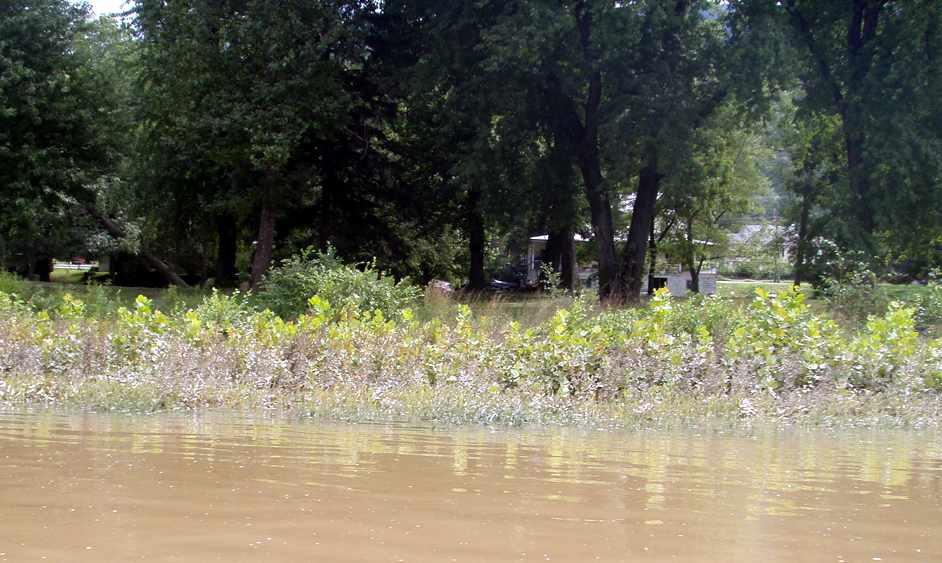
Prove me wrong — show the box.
[729,224,786,245]
[529,234,590,243]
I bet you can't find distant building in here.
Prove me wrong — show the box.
[727,224,789,260]
[525,234,592,287]
[642,268,718,297]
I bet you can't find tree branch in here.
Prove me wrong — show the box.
[81,202,190,288]
[785,0,846,114]
[657,216,677,243]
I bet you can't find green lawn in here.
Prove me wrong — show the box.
[716,279,800,300]
[49,268,108,284]
[880,282,934,301]
[24,271,207,314]
[716,278,931,302]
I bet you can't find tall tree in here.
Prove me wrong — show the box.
[1,2,187,285]
[611,1,777,302]
[135,0,371,289]
[784,1,942,252]
[660,105,768,292]
[776,108,846,286]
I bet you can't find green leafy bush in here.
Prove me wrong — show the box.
[820,253,889,321]
[253,247,420,319]
[0,272,28,298]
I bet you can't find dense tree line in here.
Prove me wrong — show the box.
[2,0,941,299]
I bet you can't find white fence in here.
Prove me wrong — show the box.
[53,262,97,271]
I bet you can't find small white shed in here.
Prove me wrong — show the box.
[641,270,717,297]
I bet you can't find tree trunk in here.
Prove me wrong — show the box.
[35,256,51,282]
[560,230,576,291]
[843,1,880,242]
[685,219,700,294]
[25,245,35,279]
[647,217,658,295]
[138,254,186,288]
[467,188,486,290]
[794,189,812,287]
[215,213,238,287]
[689,265,700,294]
[82,202,189,287]
[249,201,276,291]
[318,179,333,250]
[573,4,617,299]
[843,122,874,241]
[545,228,577,291]
[786,1,879,247]
[578,157,617,298]
[617,159,660,303]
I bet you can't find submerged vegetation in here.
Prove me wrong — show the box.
[1,281,940,429]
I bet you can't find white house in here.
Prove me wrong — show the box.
[525,234,592,286]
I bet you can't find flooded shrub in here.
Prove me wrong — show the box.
[0,287,30,314]
[1,286,941,427]
[191,289,253,330]
[82,282,125,318]
[925,342,942,391]
[844,303,920,390]
[253,246,420,320]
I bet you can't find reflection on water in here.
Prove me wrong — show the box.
[0,411,940,562]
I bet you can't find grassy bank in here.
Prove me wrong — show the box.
[1,284,941,430]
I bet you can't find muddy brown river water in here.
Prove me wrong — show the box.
[0,411,940,562]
